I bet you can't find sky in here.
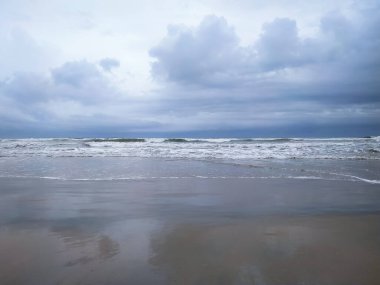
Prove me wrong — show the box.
[0,0,379,138]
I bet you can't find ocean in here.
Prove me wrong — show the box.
[0,137,379,183]
[1,137,380,284]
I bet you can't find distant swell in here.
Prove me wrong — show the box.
[0,137,379,160]
[87,138,146,142]
[163,138,207,143]
[229,138,294,143]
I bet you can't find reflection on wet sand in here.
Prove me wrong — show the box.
[0,219,163,285]
[150,215,380,285]
[1,215,380,285]
[0,227,122,284]
[1,177,380,284]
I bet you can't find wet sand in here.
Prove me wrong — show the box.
[1,177,380,285]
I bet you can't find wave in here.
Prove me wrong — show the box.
[87,138,146,143]
[348,176,380,184]
[328,173,380,184]
[0,154,378,160]
[163,138,207,143]
[1,137,379,160]
[228,138,294,143]
[360,136,380,139]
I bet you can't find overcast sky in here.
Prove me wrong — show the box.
[0,0,379,137]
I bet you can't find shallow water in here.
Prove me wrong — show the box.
[0,156,379,184]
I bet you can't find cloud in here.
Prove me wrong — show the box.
[99,58,120,72]
[150,10,380,91]
[0,60,121,123]
[149,15,242,87]
[52,60,101,87]
[0,28,58,78]
[48,60,122,104]
[320,11,351,39]
[256,18,308,70]
[144,9,380,135]
[0,59,166,136]
[1,73,50,104]
[149,15,318,88]
[1,3,380,137]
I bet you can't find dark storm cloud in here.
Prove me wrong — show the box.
[99,58,120,72]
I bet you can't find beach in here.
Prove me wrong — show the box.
[0,138,379,284]
[1,155,380,285]
[2,0,380,282]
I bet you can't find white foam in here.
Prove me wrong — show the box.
[0,174,375,184]
[329,173,380,184]
[0,137,379,160]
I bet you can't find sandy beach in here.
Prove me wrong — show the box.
[1,172,380,285]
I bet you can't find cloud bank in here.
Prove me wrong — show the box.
[150,10,380,90]
[0,0,379,137]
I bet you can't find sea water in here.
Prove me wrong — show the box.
[0,137,379,183]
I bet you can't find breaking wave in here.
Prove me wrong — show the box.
[86,138,146,142]
[0,137,379,160]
